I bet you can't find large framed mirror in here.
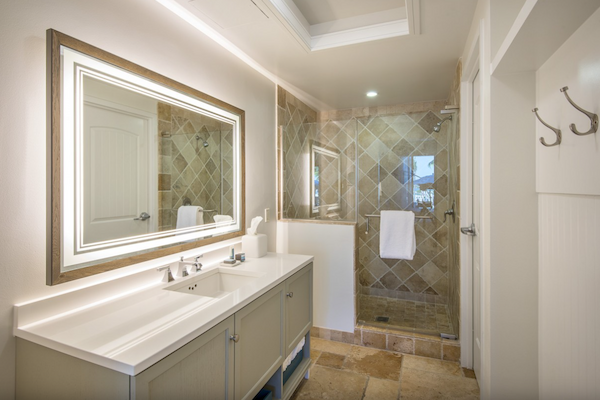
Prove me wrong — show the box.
[47,30,245,285]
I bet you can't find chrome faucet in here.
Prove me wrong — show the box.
[157,265,174,283]
[179,254,203,274]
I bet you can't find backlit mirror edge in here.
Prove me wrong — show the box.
[46,29,246,285]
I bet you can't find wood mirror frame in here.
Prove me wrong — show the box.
[47,29,245,285]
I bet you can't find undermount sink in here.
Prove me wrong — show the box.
[165,268,264,297]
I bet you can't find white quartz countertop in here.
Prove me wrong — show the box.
[14,253,313,375]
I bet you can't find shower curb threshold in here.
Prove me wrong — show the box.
[310,324,461,363]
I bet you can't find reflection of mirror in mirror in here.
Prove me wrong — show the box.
[48,30,244,284]
[82,76,235,245]
[311,143,341,218]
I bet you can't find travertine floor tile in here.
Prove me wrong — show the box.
[462,368,476,379]
[400,368,479,400]
[344,346,403,380]
[363,377,400,400]
[310,349,322,365]
[290,365,367,400]
[311,337,353,356]
[292,339,478,400]
[402,355,462,376]
[316,352,345,369]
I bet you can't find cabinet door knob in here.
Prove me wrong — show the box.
[286,292,293,298]
[229,334,239,343]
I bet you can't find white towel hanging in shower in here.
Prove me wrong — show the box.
[379,210,416,260]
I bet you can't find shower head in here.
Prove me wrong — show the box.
[433,115,453,132]
[195,135,209,148]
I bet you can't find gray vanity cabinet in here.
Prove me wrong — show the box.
[16,263,313,400]
[132,283,285,400]
[234,282,284,400]
[284,266,313,356]
[131,316,235,400]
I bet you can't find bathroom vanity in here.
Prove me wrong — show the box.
[15,253,313,400]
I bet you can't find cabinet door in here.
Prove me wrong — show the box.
[234,283,284,400]
[132,316,234,400]
[285,263,313,356]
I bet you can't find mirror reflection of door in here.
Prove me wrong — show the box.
[82,99,157,244]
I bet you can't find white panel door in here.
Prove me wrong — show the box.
[471,71,482,380]
[83,101,153,244]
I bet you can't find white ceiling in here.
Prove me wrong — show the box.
[172,0,478,111]
[292,0,402,25]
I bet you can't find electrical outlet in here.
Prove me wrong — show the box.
[264,208,270,222]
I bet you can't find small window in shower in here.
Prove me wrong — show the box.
[412,155,435,210]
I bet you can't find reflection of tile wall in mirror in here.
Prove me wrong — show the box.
[157,102,234,231]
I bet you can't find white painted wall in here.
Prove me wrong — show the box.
[489,0,527,61]
[276,221,355,333]
[0,1,276,398]
[463,1,600,399]
[536,8,600,399]
[535,8,600,195]
[489,71,539,399]
[462,1,539,398]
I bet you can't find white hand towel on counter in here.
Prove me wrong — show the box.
[379,210,416,260]
[176,206,203,229]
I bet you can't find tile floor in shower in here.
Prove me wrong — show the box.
[358,295,455,336]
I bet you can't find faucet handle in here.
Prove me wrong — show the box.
[178,263,189,278]
[194,261,203,272]
[195,254,204,262]
[157,265,174,283]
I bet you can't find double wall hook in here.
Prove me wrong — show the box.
[532,108,561,147]
[560,86,598,136]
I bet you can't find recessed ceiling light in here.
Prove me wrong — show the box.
[366,91,378,97]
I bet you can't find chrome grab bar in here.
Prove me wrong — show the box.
[364,212,433,234]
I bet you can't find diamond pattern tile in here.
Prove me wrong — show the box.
[157,102,234,229]
[278,91,456,306]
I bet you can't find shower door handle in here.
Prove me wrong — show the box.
[460,223,477,236]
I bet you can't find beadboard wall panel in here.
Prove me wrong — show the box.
[538,193,600,399]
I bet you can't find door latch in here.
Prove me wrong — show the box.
[460,223,477,236]
[134,212,151,221]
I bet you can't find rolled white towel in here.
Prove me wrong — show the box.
[213,214,233,223]
[283,337,305,371]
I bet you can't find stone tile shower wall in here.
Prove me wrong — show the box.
[277,86,356,221]
[157,102,233,231]
[320,101,451,306]
[277,86,316,219]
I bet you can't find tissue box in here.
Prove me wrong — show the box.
[242,234,267,258]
